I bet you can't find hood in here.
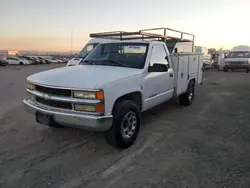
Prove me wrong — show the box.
[27,65,143,89]
[226,58,249,62]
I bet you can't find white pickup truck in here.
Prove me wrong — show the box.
[23,28,203,149]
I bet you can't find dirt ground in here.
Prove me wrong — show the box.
[0,65,250,188]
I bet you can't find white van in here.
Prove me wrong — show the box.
[223,45,250,72]
[66,39,117,66]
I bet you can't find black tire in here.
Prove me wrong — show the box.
[246,69,249,73]
[104,100,141,149]
[19,62,24,65]
[223,68,228,72]
[179,80,195,106]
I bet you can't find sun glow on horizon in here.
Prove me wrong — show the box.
[1,0,249,52]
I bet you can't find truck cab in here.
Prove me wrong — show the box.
[223,46,250,73]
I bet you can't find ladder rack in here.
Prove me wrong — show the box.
[90,27,195,43]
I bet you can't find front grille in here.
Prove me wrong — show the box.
[35,85,71,96]
[36,96,72,110]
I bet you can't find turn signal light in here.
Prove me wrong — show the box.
[96,91,104,100]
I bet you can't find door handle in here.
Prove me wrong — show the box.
[169,73,173,77]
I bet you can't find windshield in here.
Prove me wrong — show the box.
[82,43,148,69]
[228,51,250,58]
[78,43,99,58]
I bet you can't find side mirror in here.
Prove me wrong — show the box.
[148,63,168,72]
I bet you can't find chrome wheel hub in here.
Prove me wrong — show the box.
[188,87,194,101]
[121,111,137,139]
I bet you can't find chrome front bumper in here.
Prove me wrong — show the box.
[23,99,113,131]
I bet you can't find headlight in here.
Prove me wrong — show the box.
[74,104,105,113]
[73,90,104,100]
[27,82,35,90]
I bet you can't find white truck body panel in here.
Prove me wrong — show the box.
[141,41,175,111]
[171,53,203,96]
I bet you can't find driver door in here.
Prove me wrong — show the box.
[143,44,175,111]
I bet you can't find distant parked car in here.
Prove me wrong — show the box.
[2,57,31,65]
[19,56,36,64]
[30,56,46,64]
[47,58,63,63]
[0,59,8,66]
[37,57,50,64]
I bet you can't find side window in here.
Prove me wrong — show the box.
[150,44,169,66]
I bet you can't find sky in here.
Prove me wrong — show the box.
[0,0,250,52]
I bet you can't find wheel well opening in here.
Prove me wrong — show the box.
[113,92,142,112]
[190,78,196,85]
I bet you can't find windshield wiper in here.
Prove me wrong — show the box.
[106,60,129,67]
[80,60,95,65]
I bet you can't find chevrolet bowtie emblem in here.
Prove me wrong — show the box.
[43,94,51,100]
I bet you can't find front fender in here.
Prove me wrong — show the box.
[102,75,144,115]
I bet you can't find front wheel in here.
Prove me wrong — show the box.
[19,62,24,65]
[104,100,141,149]
[179,80,195,106]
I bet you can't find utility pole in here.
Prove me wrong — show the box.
[71,29,73,54]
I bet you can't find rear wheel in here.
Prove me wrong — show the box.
[223,68,228,72]
[246,69,249,73]
[104,100,141,149]
[179,80,195,106]
[19,62,24,65]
